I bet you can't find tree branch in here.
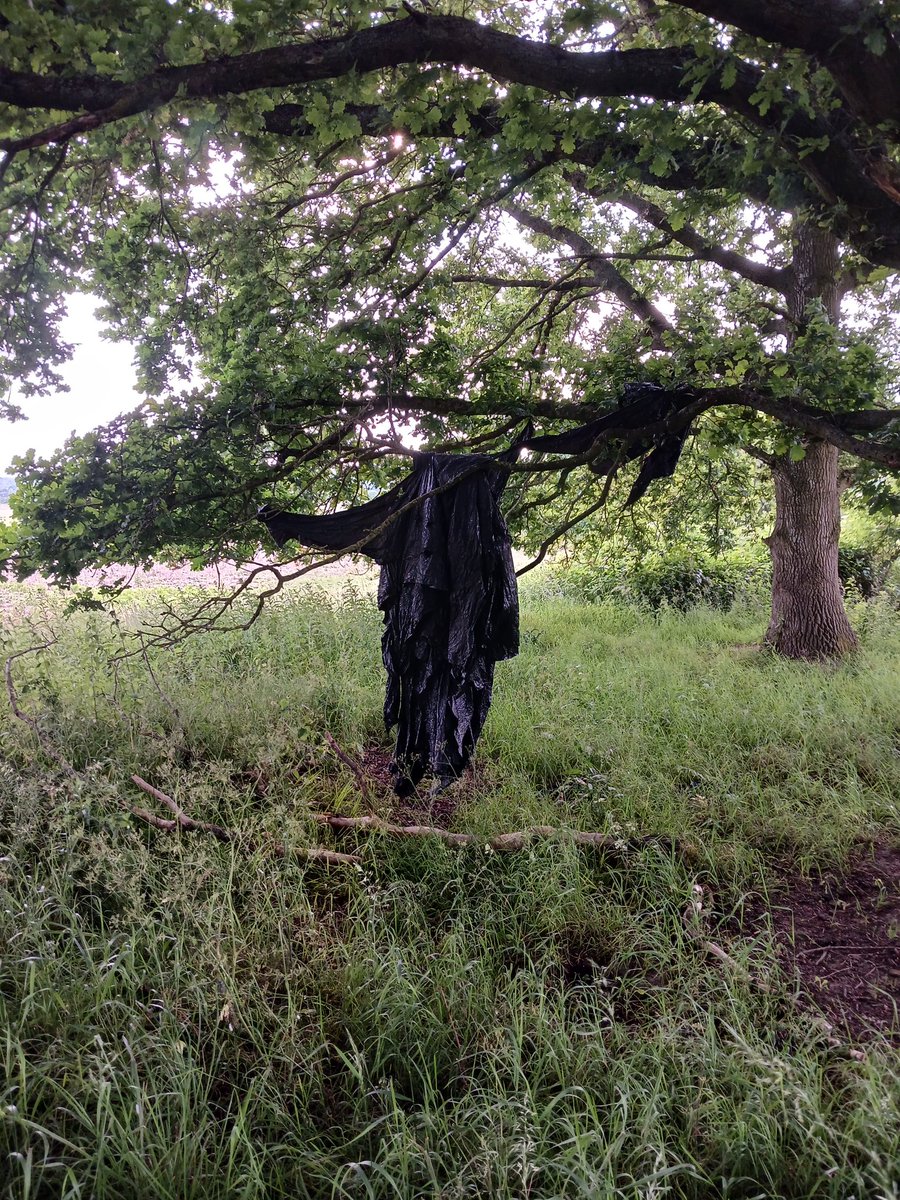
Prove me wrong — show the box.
[130,775,360,866]
[450,273,599,290]
[504,203,676,349]
[2,14,897,259]
[669,0,900,129]
[314,812,693,856]
[566,171,791,293]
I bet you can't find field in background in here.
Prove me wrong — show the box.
[1,584,899,1198]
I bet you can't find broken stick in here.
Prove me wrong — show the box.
[313,813,691,856]
[129,775,359,867]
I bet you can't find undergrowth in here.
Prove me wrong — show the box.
[1,584,899,1198]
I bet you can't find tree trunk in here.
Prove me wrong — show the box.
[763,222,859,659]
[764,440,858,658]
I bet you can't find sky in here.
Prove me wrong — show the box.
[0,294,140,474]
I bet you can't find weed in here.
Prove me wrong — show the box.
[1,585,899,1197]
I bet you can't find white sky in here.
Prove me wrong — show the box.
[0,294,140,473]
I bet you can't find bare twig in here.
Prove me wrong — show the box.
[516,464,620,577]
[683,882,769,987]
[794,943,878,955]
[322,733,372,802]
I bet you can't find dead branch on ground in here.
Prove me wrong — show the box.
[129,775,360,867]
[314,812,692,855]
[323,733,372,802]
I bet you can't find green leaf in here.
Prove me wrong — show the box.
[452,110,471,136]
[864,27,887,56]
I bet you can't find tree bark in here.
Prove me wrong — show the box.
[764,441,858,658]
[763,223,859,658]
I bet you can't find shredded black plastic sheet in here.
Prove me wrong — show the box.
[258,453,518,796]
[258,383,698,795]
[522,383,698,504]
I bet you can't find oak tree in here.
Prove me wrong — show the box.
[2,0,899,657]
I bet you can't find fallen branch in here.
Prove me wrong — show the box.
[129,775,360,867]
[132,774,231,840]
[313,813,692,855]
[683,882,768,987]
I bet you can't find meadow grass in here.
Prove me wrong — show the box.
[1,583,899,1198]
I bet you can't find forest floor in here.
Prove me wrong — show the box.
[1,582,899,1199]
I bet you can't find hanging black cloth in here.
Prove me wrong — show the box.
[522,383,698,504]
[257,382,697,795]
[258,453,518,796]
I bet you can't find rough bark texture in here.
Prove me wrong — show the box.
[764,224,859,658]
[764,440,858,658]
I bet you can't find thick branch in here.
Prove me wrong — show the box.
[670,0,900,129]
[505,204,675,348]
[2,14,897,254]
[566,171,790,293]
[347,388,898,469]
[263,100,504,141]
[0,25,746,123]
[264,100,900,270]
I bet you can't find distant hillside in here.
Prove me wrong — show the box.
[0,475,15,503]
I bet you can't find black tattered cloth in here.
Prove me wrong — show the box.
[258,383,696,795]
[259,453,518,796]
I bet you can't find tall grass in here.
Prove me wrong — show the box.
[1,584,899,1198]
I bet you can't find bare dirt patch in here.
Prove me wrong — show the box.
[760,842,900,1039]
[348,745,497,827]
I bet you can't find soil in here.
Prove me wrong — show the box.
[358,745,494,828]
[756,841,900,1040]
[357,749,900,1041]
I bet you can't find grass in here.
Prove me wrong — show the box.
[1,582,899,1198]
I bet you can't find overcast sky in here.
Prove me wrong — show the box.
[1,294,140,474]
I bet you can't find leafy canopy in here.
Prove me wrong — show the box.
[1,0,899,579]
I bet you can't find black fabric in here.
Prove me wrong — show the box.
[258,454,518,796]
[257,383,696,795]
[522,382,697,504]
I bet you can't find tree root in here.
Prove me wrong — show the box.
[129,775,360,867]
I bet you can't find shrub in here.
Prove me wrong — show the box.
[537,547,771,611]
[837,545,879,599]
[536,539,891,612]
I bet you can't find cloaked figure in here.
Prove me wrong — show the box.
[259,453,519,797]
[258,382,697,795]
